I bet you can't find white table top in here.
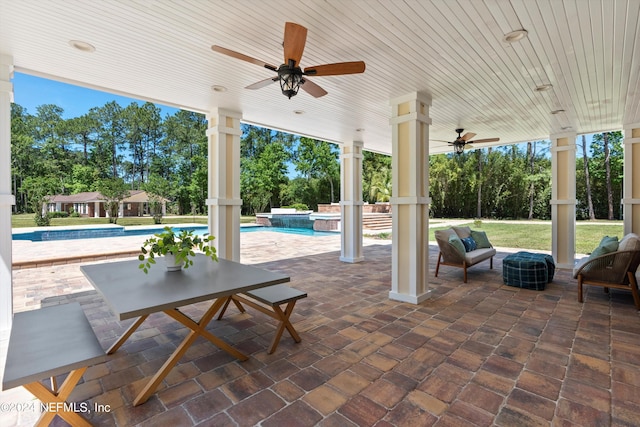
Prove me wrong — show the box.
[80,255,290,320]
[2,303,108,390]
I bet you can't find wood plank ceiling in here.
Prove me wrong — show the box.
[0,0,638,155]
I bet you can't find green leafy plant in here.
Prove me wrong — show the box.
[138,226,217,273]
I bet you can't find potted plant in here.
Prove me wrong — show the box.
[139,226,218,273]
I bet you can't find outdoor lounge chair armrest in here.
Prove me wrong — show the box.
[438,241,465,264]
[573,250,638,280]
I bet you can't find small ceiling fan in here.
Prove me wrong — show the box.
[446,128,500,154]
[211,22,366,99]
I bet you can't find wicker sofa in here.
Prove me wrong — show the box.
[573,233,640,308]
[434,226,496,283]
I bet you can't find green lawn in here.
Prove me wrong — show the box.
[438,222,623,255]
[374,220,623,255]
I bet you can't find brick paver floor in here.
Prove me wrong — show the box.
[2,229,640,426]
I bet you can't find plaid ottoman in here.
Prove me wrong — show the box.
[503,252,555,290]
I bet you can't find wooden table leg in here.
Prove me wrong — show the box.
[108,314,148,354]
[230,295,302,354]
[166,303,249,362]
[268,300,301,354]
[133,298,248,406]
[216,296,246,320]
[23,368,91,427]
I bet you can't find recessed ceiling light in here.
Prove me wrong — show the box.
[502,29,528,43]
[293,110,305,115]
[211,85,227,92]
[68,40,95,53]
[551,109,565,115]
[534,84,553,92]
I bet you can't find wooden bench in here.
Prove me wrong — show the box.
[2,303,108,427]
[217,284,307,354]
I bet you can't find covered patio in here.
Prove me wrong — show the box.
[3,231,640,426]
[2,0,640,425]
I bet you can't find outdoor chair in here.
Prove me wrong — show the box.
[573,233,640,309]
[434,226,496,283]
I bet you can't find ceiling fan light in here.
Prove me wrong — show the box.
[278,68,303,99]
[453,141,465,155]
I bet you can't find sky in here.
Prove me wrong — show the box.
[11,72,303,176]
[12,72,179,118]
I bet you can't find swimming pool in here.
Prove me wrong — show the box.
[12,225,338,241]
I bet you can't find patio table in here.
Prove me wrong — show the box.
[80,255,289,406]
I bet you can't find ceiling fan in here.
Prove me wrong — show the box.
[211,22,366,99]
[446,128,500,154]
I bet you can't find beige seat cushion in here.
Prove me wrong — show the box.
[464,248,497,265]
[572,257,589,278]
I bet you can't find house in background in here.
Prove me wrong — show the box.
[45,190,167,218]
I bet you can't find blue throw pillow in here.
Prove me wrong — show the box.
[461,236,477,252]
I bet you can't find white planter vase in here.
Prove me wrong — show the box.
[164,253,183,271]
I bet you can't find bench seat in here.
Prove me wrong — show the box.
[217,284,307,353]
[2,302,107,427]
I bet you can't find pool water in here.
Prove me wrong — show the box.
[12,225,337,242]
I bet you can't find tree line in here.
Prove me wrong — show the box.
[429,131,623,220]
[10,101,622,222]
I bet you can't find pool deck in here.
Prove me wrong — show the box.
[10,220,471,268]
[4,224,640,426]
[11,224,287,268]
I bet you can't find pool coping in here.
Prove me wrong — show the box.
[12,250,141,270]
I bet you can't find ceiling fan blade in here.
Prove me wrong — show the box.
[471,138,500,143]
[211,45,277,71]
[283,22,307,66]
[245,76,279,90]
[304,61,366,76]
[461,132,476,141]
[300,78,328,98]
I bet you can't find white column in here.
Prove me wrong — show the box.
[340,140,364,263]
[118,202,124,217]
[0,55,15,340]
[623,123,640,235]
[206,109,242,261]
[94,201,100,217]
[388,92,431,304]
[550,132,577,269]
